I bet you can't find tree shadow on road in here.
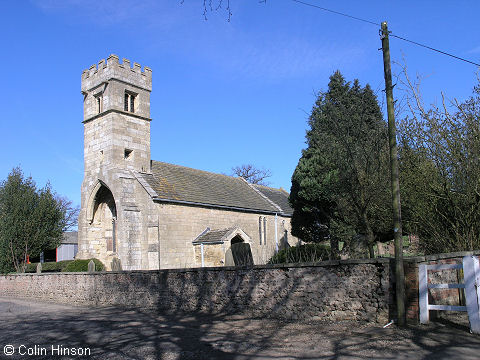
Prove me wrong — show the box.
[329,317,480,360]
[1,299,319,359]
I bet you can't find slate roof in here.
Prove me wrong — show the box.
[192,228,233,244]
[61,231,78,245]
[251,184,293,216]
[139,161,292,215]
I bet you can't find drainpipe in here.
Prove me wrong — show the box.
[201,243,204,267]
[275,213,278,253]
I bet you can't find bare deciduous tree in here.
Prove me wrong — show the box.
[396,61,480,254]
[181,1,266,21]
[56,196,80,231]
[231,164,272,186]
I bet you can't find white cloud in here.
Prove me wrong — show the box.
[32,0,184,28]
[32,0,367,80]
[467,45,480,54]
[224,38,364,79]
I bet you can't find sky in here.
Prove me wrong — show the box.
[1,1,479,208]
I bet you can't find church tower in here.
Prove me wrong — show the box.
[77,55,153,270]
[81,54,152,175]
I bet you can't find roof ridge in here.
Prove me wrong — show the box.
[252,183,286,192]
[151,160,240,181]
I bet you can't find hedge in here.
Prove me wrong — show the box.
[24,258,105,273]
[62,259,105,272]
[268,243,331,264]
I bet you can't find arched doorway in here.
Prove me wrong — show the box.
[88,184,117,261]
[230,235,254,266]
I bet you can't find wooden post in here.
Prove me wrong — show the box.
[475,257,480,311]
[419,264,429,323]
[463,256,480,334]
[380,20,406,326]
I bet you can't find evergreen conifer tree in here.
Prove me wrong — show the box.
[0,168,67,273]
[290,71,391,257]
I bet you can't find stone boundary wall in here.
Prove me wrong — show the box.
[0,259,392,323]
[2,250,478,322]
[403,250,480,320]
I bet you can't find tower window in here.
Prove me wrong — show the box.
[95,93,103,114]
[124,91,136,113]
[130,94,135,113]
[124,148,133,160]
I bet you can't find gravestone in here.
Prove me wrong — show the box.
[111,257,122,271]
[88,260,96,273]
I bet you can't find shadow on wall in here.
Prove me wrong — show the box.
[80,261,395,324]
[279,230,290,251]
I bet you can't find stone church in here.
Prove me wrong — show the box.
[76,55,297,270]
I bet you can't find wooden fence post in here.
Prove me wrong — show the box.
[419,264,429,324]
[463,256,480,334]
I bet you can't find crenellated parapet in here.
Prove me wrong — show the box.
[81,54,152,93]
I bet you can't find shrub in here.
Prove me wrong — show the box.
[24,258,105,273]
[267,243,331,264]
[62,258,105,272]
[24,260,72,273]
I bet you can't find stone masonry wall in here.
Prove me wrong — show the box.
[0,259,391,322]
[157,203,298,269]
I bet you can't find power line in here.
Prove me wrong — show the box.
[389,34,480,67]
[291,0,379,27]
[291,0,480,67]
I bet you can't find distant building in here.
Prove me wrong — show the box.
[76,55,297,271]
[57,231,78,261]
[28,231,78,263]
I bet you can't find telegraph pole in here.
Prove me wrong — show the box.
[380,21,406,327]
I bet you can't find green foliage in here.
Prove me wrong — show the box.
[24,260,72,273]
[399,75,480,254]
[62,259,105,272]
[24,259,105,273]
[0,167,73,273]
[290,71,391,257]
[268,243,331,264]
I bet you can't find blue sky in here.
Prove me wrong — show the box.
[1,1,479,208]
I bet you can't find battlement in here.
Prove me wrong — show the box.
[81,54,152,92]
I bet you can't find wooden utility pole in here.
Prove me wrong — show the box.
[380,21,406,327]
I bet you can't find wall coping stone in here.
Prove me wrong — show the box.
[1,257,392,278]
[7,251,479,278]
[402,249,480,263]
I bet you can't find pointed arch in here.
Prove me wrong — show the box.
[223,228,254,266]
[86,181,116,224]
[86,181,118,254]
